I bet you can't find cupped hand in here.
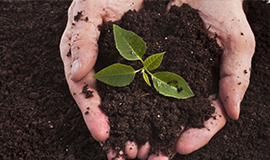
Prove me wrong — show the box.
[60,0,255,159]
[165,0,256,157]
[169,0,255,120]
[60,0,144,159]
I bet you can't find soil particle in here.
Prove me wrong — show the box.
[67,48,71,57]
[74,11,82,21]
[82,84,94,98]
[224,96,229,102]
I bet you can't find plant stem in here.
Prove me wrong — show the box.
[135,68,143,73]
[138,57,144,64]
[145,68,153,76]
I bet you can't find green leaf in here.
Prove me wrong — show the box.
[93,63,135,87]
[143,52,165,71]
[142,70,151,86]
[113,24,146,61]
[151,72,194,99]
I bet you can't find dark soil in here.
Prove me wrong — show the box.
[96,1,221,157]
[0,0,269,160]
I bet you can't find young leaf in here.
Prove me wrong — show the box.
[151,72,194,99]
[143,52,165,71]
[113,24,146,61]
[142,70,151,86]
[93,63,135,87]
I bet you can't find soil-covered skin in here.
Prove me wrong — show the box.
[0,0,269,160]
[96,1,221,156]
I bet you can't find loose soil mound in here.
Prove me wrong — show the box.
[96,1,221,156]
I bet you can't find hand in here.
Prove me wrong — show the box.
[60,0,144,159]
[60,0,255,159]
[162,0,255,157]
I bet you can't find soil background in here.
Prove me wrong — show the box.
[0,0,269,160]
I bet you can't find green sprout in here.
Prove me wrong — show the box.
[93,24,194,99]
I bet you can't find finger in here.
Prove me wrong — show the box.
[175,94,227,154]
[137,142,151,160]
[219,28,255,120]
[69,0,103,81]
[107,149,125,160]
[60,0,74,64]
[67,68,110,141]
[217,8,255,120]
[60,1,109,142]
[125,141,138,159]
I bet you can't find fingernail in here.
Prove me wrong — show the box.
[71,59,81,79]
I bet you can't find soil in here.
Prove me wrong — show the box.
[0,0,269,160]
[96,1,221,157]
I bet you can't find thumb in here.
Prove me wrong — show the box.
[69,0,103,81]
[219,11,255,120]
[68,0,144,82]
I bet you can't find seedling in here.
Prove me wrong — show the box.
[93,24,194,99]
